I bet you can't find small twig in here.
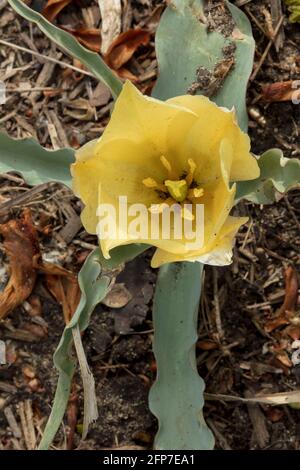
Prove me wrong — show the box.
[250,16,284,81]
[19,400,37,450]
[4,406,22,439]
[206,419,232,450]
[270,0,285,51]
[5,87,67,93]
[0,39,96,79]
[245,6,269,38]
[212,268,224,341]
[0,183,52,216]
[0,173,24,184]
[284,195,300,231]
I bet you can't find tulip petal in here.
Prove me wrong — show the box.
[151,216,248,267]
[167,94,259,182]
[101,81,198,158]
[72,138,164,234]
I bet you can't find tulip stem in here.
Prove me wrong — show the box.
[149,261,215,450]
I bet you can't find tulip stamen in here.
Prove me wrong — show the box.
[143,158,203,214]
[142,177,168,193]
[187,187,204,200]
[186,158,197,186]
[160,155,176,179]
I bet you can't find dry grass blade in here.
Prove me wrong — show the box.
[205,390,300,405]
[72,325,98,439]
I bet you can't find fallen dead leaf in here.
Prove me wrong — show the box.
[285,325,300,340]
[265,407,284,423]
[33,253,81,324]
[279,266,298,315]
[262,81,300,102]
[61,27,101,53]
[275,352,293,368]
[63,98,95,121]
[42,0,73,23]
[0,209,40,319]
[102,283,132,309]
[197,340,219,351]
[264,316,290,333]
[90,82,111,107]
[45,272,80,324]
[23,294,42,317]
[264,266,298,332]
[115,67,138,82]
[105,29,150,71]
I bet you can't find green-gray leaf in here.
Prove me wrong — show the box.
[0,132,74,187]
[236,148,300,204]
[38,243,148,450]
[149,262,214,450]
[8,0,122,98]
[153,0,254,131]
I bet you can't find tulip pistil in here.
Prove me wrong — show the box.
[165,179,188,202]
[142,156,204,212]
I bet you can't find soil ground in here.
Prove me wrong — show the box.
[0,0,300,450]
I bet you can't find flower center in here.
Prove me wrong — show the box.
[164,179,188,202]
[142,156,204,218]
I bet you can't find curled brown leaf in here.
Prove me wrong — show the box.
[105,29,150,71]
[262,81,300,102]
[61,27,101,53]
[42,0,73,23]
[0,209,40,319]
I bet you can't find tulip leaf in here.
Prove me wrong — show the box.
[236,149,300,204]
[8,0,122,98]
[149,262,214,450]
[153,0,254,131]
[38,244,148,450]
[150,0,254,451]
[0,132,74,188]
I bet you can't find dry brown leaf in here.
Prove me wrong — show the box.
[61,27,101,53]
[197,340,219,351]
[102,283,132,309]
[63,98,95,121]
[105,29,150,71]
[0,210,40,319]
[279,266,299,315]
[46,273,80,324]
[285,325,300,340]
[42,0,73,23]
[262,81,300,102]
[90,82,111,107]
[116,67,138,82]
[33,245,80,324]
[264,266,298,332]
[264,316,290,333]
[275,352,293,368]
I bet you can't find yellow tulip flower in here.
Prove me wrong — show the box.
[72,81,259,268]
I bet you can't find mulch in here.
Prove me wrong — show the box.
[0,0,299,450]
